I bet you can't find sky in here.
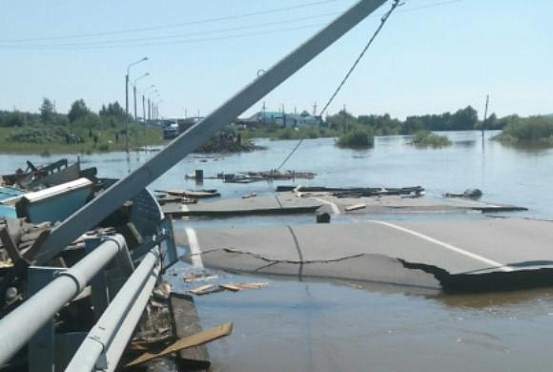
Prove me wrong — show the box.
[0,0,552,120]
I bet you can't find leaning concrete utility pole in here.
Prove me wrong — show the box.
[35,0,388,264]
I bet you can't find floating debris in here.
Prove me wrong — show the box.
[218,170,316,184]
[277,185,425,198]
[155,189,220,199]
[444,188,483,199]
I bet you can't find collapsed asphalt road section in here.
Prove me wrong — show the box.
[175,218,553,293]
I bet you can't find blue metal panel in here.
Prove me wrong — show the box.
[0,186,24,202]
[24,188,91,224]
[0,205,16,219]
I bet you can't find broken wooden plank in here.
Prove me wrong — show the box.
[187,284,223,296]
[235,282,269,290]
[345,203,366,212]
[219,283,242,292]
[22,229,50,262]
[125,322,233,368]
[0,227,26,264]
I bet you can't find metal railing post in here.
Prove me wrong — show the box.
[65,247,161,372]
[27,267,61,372]
[0,234,127,365]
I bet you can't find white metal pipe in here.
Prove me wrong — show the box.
[65,247,160,372]
[36,0,387,265]
[0,234,126,365]
[104,257,160,372]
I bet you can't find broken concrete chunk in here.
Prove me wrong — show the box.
[316,211,331,223]
[345,203,366,212]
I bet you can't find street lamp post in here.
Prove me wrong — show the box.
[125,57,148,153]
[133,73,149,149]
[155,100,163,120]
[150,92,160,123]
[142,85,155,125]
[133,73,149,122]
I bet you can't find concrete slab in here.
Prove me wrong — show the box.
[162,194,322,217]
[174,218,553,292]
[163,192,526,218]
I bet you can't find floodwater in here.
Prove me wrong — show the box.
[2,131,553,371]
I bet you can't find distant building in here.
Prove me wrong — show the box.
[247,110,320,128]
[249,111,285,126]
[285,110,321,128]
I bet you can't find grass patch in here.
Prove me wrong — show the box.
[0,125,163,155]
[411,131,452,148]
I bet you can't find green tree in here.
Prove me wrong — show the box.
[68,99,90,123]
[40,98,55,124]
[100,101,127,121]
[0,111,26,127]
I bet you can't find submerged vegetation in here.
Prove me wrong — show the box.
[492,116,553,147]
[410,131,452,148]
[336,126,374,148]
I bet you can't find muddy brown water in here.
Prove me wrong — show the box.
[2,131,553,371]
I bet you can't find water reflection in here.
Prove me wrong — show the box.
[435,287,553,309]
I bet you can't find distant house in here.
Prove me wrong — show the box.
[285,110,321,128]
[248,110,320,128]
[249,111,285,126]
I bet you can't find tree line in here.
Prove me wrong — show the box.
[0,98,130,129]
[325,106,514,136]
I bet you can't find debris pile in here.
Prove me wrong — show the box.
[126,284,233,369]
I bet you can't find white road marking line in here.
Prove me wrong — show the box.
[185,227,203,268]
[368,220,513,272]
[313,197,341,215]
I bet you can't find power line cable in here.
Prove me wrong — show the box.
[0,0,460,50]
[276,0,402,171]
[0,0,338,44]
[318,0,402,117]
[2,13,338,49]
[0,23,327,50]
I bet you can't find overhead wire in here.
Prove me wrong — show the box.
[0,13,338,49]
[276,0,402,171]
[0,0,338,44]
[0,23,329,50]
[0,0,461,50]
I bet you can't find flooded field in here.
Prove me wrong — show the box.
[2,130,553,371]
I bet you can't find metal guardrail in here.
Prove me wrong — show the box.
[65,247,160,372]
[0,234,128,365]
